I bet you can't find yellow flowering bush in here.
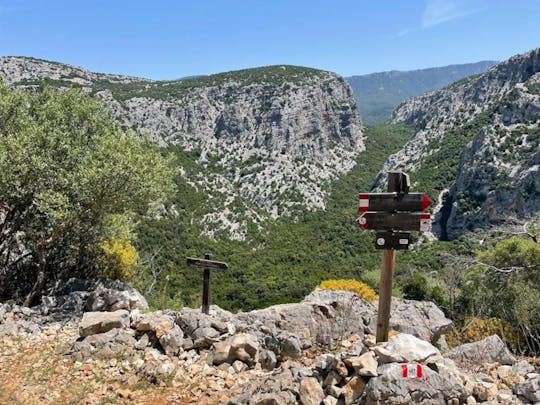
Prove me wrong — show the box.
[446,317,521,351]
[317,279,377,302]
[100,238,139,281]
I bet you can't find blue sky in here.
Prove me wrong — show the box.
[0,0,539,79]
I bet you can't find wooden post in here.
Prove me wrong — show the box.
[202,253,211,314]
[376,171,402,343]
[186,255,228,315]
[376,249,395,342]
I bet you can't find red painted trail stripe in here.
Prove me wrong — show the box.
[417,364,423,378]
[401,364,408,377]
[358,194,369,212]
[420,213,431,220]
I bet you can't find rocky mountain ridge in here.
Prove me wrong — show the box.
[376,48,540,239]
[346,61,497,124]
[1,280,538,404]
[0,57,364,239]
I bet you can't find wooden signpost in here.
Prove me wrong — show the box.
[186,254,228,314]
[356,172,432,342]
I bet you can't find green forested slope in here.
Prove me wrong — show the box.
[136,124,415,310]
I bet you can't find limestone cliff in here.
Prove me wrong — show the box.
[0,57,364,239]
[375,48,540,239]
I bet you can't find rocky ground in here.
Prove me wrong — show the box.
[0,280,538,404]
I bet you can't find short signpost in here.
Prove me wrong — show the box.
[186,254,228,314]
[356,172,432,342]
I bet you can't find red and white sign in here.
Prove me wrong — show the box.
[401,364,423,378]
[357,193,432,213]
[355,212,432,232]
[419,213,431,233]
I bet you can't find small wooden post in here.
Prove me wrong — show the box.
[186,255,228,315]
[202,253,211,314]
[376,172,403,343]
[376,249,395,342]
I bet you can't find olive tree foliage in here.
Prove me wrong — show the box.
[446,233,540,354]
[0,83,175,305]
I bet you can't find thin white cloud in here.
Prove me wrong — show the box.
[422,0,483,27]
[391,29,412,39]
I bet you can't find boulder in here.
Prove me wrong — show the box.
[175,306,234,336]
[192,326,221,348]
[512,360,534,376]
[315,353,338,373]
[39,278,148,318]
[369,298,453,343]
[446,335,516,366]
[512,374,540,403]
[82,327,137,347]
[365,363,468,405]
[343,351,378,376]
[79,310,130,337]
[212,333,260,367]
[342,375,366,405]
[374,333,440,364]
[258,349,277,371]
[299,377,325,405]
[158,324,184,356]
[85,279,148,312]
[322,396,338,405]
[133,311,175,337]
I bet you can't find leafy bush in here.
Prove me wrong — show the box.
[99,238,139,282]
[317,279,377,302]
[446,317,521,351]
[0,83,176,304]
[402,273,429,301]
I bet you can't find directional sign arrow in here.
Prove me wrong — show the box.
[358,193,432,213]
[356,212,431,232]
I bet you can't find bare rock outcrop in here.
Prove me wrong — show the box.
[376,48,540,239]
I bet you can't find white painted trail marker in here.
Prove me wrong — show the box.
[401,364,424,378]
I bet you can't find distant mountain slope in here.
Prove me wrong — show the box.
[0,57,364,239]
[347,61,497,124]
[375,49,540,239]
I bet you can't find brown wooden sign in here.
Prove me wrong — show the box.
[186,257,228,270]
[356,212,431,232]
[186,255,228,314]
[358,193,432,213]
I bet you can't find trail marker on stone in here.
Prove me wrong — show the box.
[356,172,432,342]
[186,254,228,314]
[402,364,424,378]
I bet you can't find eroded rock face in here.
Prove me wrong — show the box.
[446,335,517,366]
[0,57,364,240]
[302,291,453,344]
[376,48,540,239]
[373,298,453,343]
